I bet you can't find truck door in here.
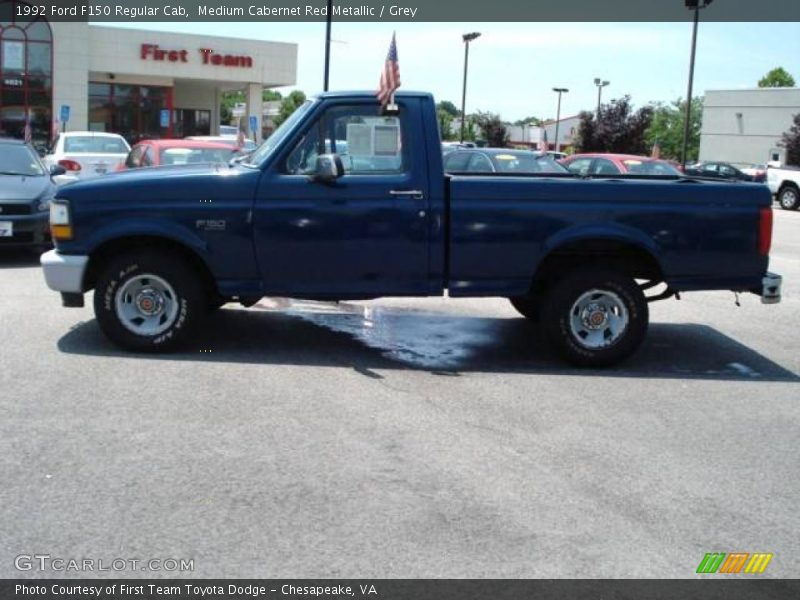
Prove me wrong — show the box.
[252,98,431,297]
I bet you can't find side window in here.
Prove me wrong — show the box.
[592,158,621,175]
[467,153,494,173]
[125,146,144,168]
[444,151,471,172]
[566,158,592,175]
[285,104,404,175]
[719,164,735,177]
[702,163,718,174]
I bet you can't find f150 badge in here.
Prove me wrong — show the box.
[196,219,226,231]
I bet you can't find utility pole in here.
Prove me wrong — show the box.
[552,87,569,153]
[460,32,481,143]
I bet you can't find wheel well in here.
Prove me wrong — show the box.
[84,236,218,297]
[779,181,799,193]
[530,239,664,292]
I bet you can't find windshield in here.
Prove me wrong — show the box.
[64,136,129,154]
[491,153,568,174]
[160,147,232,165]
[245,100,314,166]
[0,144,45,176]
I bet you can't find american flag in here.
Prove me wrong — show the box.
[23,115,32,144]
[377,33,401,107]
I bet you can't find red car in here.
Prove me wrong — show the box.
[560,153,682,177]
[119,139,236,170]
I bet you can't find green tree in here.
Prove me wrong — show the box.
[514,116,543,126]
[779,113,800,166]
[275,90,307,127]
[473,111,509,147]
[644,97,703,161]
[758,67,796,88]
[437,100,459,117]
[575,96,654,155]
[263,89,283,102]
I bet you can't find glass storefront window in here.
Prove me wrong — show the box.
[0,3,52,146]
[89,82,173,143]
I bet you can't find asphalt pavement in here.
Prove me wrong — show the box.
[0,209,798,579]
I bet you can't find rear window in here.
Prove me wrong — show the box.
[624,160,679,176]
[64,136,129,154]
[159,147,232,165]
[491,153,567,174]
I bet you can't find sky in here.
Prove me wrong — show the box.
[102,21,800,122]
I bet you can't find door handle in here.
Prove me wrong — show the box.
[390,190,424,200]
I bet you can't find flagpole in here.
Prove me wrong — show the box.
[323,0,332,91]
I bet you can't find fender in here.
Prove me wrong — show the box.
[536,222,664,273]
[81,217,210,262]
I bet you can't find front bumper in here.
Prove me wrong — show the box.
[761,272,782,304]
[41,250,89,294]
[0,212,49,246]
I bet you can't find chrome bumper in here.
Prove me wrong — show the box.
[761,272,782,304]
[40,250,89,294]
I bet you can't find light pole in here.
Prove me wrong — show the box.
[681,0,713,168]
[460,31,481,143]
[323,0,333,91]
[552,87,568,153]
[594,78,610,117]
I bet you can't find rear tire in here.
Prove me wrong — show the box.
[542,268,648,367]
[93,251,205,352]
[778,185,799,210]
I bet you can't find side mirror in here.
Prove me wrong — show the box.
[49,164,67,177]
[311,153,345,184]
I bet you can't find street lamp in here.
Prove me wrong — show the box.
[323,0,333,91]
[460,31,481,143]
[594,78,610,117]
[681,0,713,167]
[552,87,569,153]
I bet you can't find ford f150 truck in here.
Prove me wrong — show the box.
[41,91,782,366]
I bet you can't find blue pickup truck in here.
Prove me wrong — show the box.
[41,91,782,366]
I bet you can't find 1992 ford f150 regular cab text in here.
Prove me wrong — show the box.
[41,92,782,366]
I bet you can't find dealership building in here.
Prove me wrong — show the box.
[699,88,800,167]
[0,1,297,146]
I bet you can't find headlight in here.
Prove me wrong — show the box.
[49,200,72,240]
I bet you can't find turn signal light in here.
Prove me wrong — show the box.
[50,224,73,240]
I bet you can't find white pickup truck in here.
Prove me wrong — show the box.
[767,161,800,210]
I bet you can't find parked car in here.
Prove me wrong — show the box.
[546,151,567,161]
[444,148,568,174]
[120,139,236,170]
[43,132,130,180]
[561,153,682,176]
[41,91,781,367]
[766,162,800,210]
[684,161,762,182]
[741,163,768,182]
[218,125,239,138]
[185,135,258,153]
[0,138,65,247]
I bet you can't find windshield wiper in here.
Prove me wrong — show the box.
[0,171,38,176]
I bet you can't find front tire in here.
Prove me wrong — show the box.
[542,268,648,367]
[778,185,799,210]
[93,251,205,352]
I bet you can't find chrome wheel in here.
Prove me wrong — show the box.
[115,273,179,336]
[780,188,798,209]
[568,289,629,349]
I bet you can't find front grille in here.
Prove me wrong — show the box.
[0,204,32,216]
[0,232,34,244]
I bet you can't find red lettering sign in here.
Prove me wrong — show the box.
[140,44,252,68]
